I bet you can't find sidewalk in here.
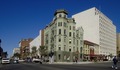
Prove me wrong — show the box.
[49,61,93,64]
[48,61,111,64]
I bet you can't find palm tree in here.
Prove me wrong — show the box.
[31,46,37,58]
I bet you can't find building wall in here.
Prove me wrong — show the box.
[44,10,84,62]
[72,7,116,56]
[19,38,33,59]
[29,30,42,57]
[72,7,99,45]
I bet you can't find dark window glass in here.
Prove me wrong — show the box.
[59,29,61,34]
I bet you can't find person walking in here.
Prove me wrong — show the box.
[112,56,118,70]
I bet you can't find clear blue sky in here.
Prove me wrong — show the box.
[0,0,120,57]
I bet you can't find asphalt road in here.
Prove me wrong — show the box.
[0,62,120,70]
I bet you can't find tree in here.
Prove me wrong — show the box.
[39,46,48,58]
[13,53,20,58]
[31,46,37,57]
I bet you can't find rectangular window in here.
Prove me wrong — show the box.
[59,47,61,50]
[58,22,60,26]
[58,22,62,26]
[64,29,66,35]
[59,29,61,34]
[69,32,71,37]
[64,22,66,27]
[58,54,61,60]
[69,49,71,52]
[59,38,61,42]
[70,26,71,30]
[69,39,71,44]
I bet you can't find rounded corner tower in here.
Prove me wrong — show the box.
[54,9,68,18]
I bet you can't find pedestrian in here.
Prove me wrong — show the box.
[112,56,118,70]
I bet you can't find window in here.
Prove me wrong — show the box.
[69,39,71,44]
[69,32,71,37]
[58,54,61,60]
[64,29,66,35]
[64,22,66,27]
[64,37,66,42]
[59,14,62,17]
[59,47,61,50]
[59,38,61,42]
[59,29,61,34]
[58,22,62,26]
[58,22,60,26]
[70,26,71,30]
[69,49,71,52]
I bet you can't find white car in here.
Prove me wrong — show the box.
[32,58,42,63]
[1,58,10,64]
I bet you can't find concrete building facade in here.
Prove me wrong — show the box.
[19,38,33,59]
[72,7,116,56]
[44,9,84,62]
[29,30,44,57]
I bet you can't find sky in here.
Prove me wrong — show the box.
[0,0,120,57]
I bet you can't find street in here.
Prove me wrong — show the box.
[0,62,120,70]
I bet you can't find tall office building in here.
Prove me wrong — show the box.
[72,7,116,56]
[44,9,84,62]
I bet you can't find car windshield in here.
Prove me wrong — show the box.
[2,58,9,60]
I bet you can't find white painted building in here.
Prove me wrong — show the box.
[29,30,42,57]
[72,7,116,56]
[44,9,84,62]
[13,47,20,54]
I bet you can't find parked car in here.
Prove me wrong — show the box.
[13,60,19,63]
[32,58,42,64]
[103,59,108,61]
[1,58,10,64]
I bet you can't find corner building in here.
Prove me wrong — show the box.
[72,7,116,56]
[44,9,84,62]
